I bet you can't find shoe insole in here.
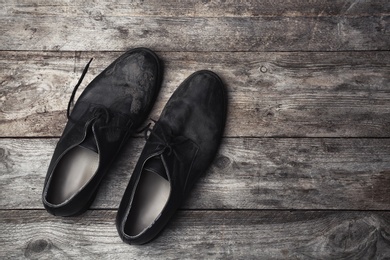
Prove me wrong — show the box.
[125,170,170,236]
[46,146,99,205]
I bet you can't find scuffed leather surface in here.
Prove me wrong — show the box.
[43,48,162,216]
[117,70,227,244]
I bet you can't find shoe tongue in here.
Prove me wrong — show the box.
[144,156,168,180]
[79,126,98,153]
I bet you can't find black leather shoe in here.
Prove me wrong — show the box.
[42,48,163,216]
[116,70,227,244]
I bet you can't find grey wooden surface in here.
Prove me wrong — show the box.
[1,0,390,259]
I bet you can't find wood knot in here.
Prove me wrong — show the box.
[299,216,385,258]
[25,239,50,257]
[214,155,231,169]
[0,147,13,171]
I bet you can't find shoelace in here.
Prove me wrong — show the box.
[144,120,199,163]
[65,58,133,130]
[67,58,93,122]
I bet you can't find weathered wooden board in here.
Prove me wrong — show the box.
[0,11,388,51]
[1,210,390,259]
[1,138,390,210]
[3,0,389,17]
[1,51,390,137]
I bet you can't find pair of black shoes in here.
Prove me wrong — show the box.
[42,48,227,245]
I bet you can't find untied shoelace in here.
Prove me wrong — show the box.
[65,58,132,130]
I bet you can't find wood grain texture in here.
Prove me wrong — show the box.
[0,10,388,51]
[1,138,390,210]
[1,210,390,259]
[3,0,389,17]
[1,51,390,137]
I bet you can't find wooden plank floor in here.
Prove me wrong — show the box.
[1,0,390,259]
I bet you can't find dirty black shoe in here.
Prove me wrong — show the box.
[42,48,163,216]
[116,70,227,244]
